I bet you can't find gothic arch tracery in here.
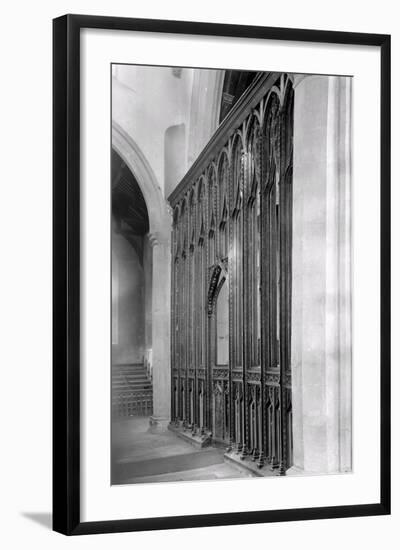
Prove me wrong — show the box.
[169,73,294,472]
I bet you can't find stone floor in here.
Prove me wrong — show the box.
[111,416,254,484]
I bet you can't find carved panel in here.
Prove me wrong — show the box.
[213,368,229,379]
[169,73,293,473]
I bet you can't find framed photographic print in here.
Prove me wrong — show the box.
[53,14,391,535]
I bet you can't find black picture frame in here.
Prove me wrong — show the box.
[53,14,391,536]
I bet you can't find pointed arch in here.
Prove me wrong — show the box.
[112,122,172,238]
[112,121,172,431]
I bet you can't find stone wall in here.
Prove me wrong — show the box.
[290,74,352,474]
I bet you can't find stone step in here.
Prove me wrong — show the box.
[113,376,147,381]
[112,363,153,417]
[113,375,147,380]
[112,387,153,394]
[112,384,152,388]
[112,373,146,378]
[112,393,153,400]
[112,395,153,401]
[112,381,150,388]
[112,370,147,376]
[113,364,146,371]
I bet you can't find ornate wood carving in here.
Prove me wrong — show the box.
[169,73,293,473]
[213,368,229,379]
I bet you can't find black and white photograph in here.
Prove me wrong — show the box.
[0,0,396,545]
[111,65,352,485]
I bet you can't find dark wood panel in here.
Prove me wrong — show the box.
[168,73,294,473]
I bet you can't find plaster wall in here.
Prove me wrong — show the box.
[291,74,352,473]
[111,230,146,365]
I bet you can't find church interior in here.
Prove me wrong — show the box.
[111,65,352,484]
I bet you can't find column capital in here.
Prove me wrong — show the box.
[165,202,174,218]
[148,231,170,248]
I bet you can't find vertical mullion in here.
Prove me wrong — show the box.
[171,249,175,421]
[228,156,235,450]
[241,149,249,458]
[259,133,268,467]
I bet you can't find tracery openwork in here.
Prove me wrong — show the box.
[169,73,294,473]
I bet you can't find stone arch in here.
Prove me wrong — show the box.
[112,121,172,239]
[112,121,172,431]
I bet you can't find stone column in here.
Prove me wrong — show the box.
[148,231,171,432]
[289,74,352,474]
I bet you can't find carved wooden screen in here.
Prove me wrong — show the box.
[169,73,294,473]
